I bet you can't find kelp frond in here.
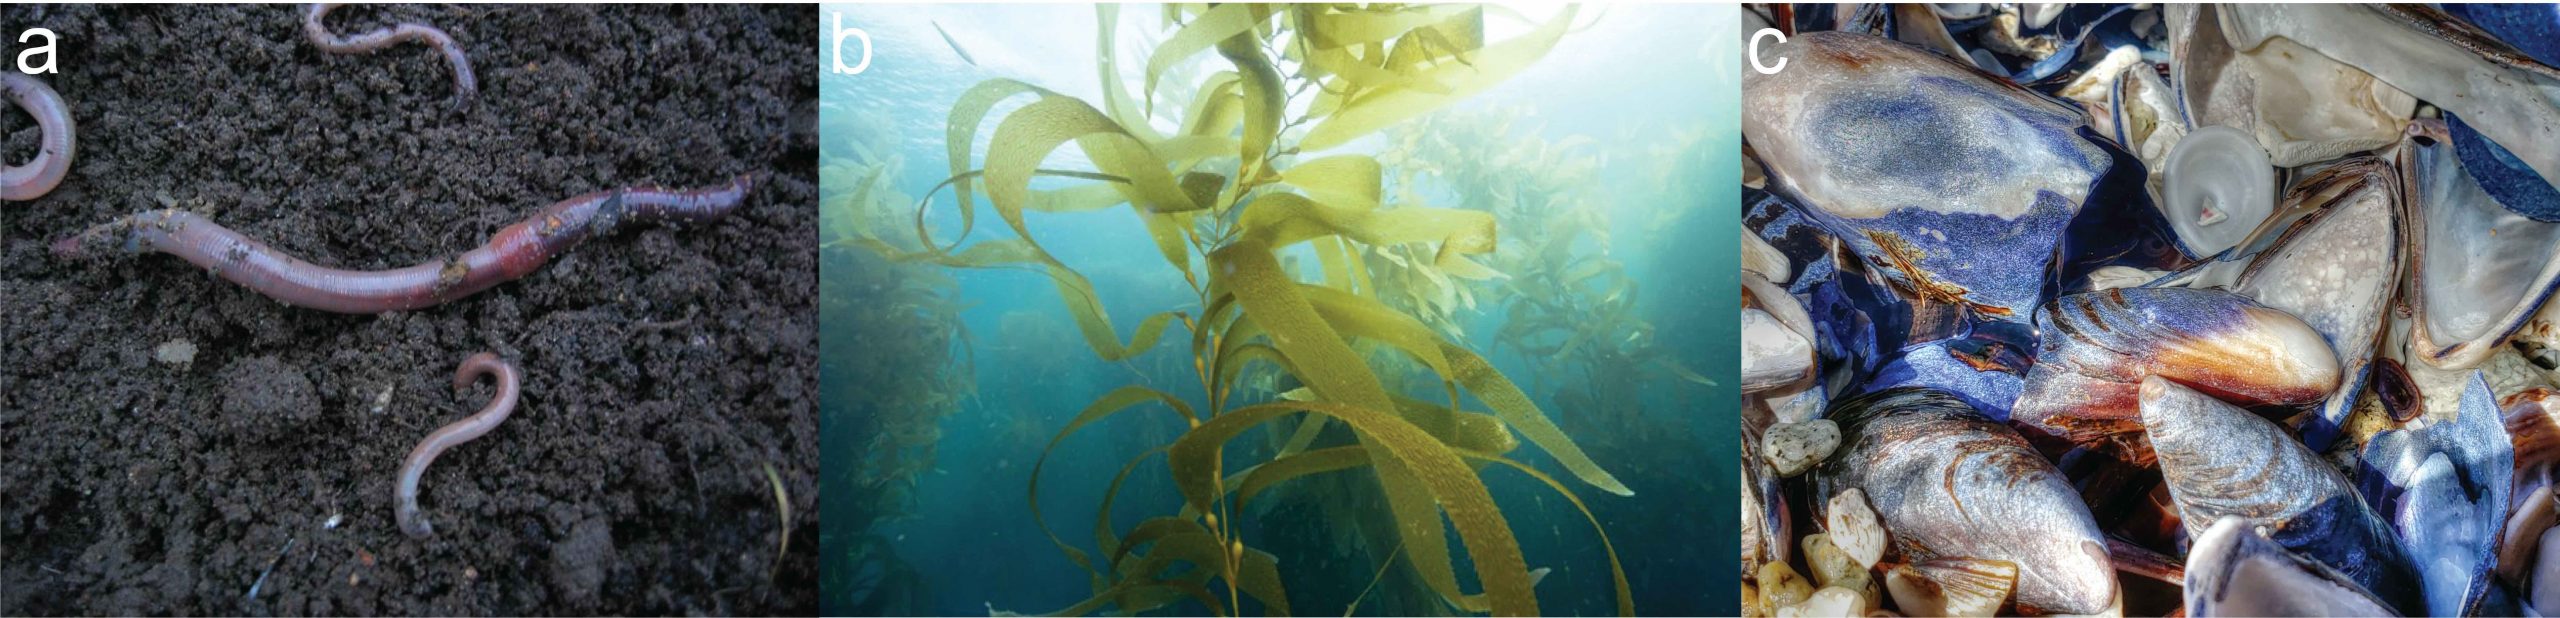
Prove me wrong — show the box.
[869,5,1631,616]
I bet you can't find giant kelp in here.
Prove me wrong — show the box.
[829,4,1634,615]
[819,104,976,615]
[1383,105,1728,612]
[1385,107,1715,442]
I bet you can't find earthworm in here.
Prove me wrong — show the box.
[2,73,76,202]
[52,175,757,314]
[303,3,478,105]
[395,352,520,539]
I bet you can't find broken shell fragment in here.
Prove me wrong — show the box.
[1884,558,2017,618]
[1779,587,1866,618]
[2167,5,2415,168]
[1827,488,1886,570]
[1803,533,1881,612]
[1761,561,1817,612]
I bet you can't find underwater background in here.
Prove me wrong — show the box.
[821,4,1739,616]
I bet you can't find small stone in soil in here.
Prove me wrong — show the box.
[153,340,198,367]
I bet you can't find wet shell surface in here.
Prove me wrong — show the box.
[2355,372,2515,616]
[2402,120,2560,370]
[2228,157,2405,450]
[2140,376,2425,615]
[2011,287,2340,451]
[1815,388,2117,615]
[2182,516,2399,617]
[1743,31,2113,322]
[1742,7,2560,615]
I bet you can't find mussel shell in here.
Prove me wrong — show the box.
[1742,31,2113,323]
[2440,4,2560,68]
[2010,287,2340,452]
[2215,4,2560,203]
[2104,53,2185,202]
[1863,339,2027,421]
[2449,113,2560,223]
[1748,189,1907,392]
[2141,377,2425,616]
[2537,524,2560,614]
[2512,389,2559,508]
[2229,157,2405,451]
[1744,273,1819,395]
[1814,387,2118,615]
[2501,485,2555,591]
[2356,371,2516,617]
[2400,119,2560,370]
[2166,5,2415,168]
[1741,411,1792,578]
[2159,125,2275,259]
[2183,516,2400,617]
[1743,230,1794,285]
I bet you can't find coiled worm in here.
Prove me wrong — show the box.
[394,352,520,539]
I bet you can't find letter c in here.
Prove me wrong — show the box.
[1750,28,1786,75]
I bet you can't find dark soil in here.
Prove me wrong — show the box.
[1,5,818,615]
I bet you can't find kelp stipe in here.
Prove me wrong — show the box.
[837,5,1638,616]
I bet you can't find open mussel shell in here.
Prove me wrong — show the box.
[2010,287,2340,452]
[1745,272,1819,395]
[2448,113,2560,223]
[2140,376,2425,615]
[2183,516,2400,617]
[2165,5,2416,168]
[2208,4,2560,202]
[2158,125,2275,259]
[2357,371,2515,616]
[2401,119,2560,370]
[1742,30,2116,323]
[2101,54,2186,203]
[1742,412,1792,578]
[2227,157,2405,451]
[1814,387,2117,615]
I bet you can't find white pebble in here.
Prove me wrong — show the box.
[1763,419,1841,477]
[153,339,198,367]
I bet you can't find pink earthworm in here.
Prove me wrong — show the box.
[52,175,757,314]
[395,352,520,539]
[303,3,479,105]
[3,73,76,202]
